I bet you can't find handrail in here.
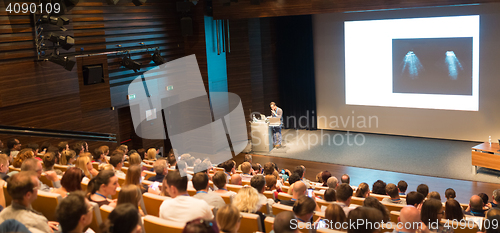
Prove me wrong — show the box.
[0,125,116,142]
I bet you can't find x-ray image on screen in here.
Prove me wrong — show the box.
[393,37,473,95]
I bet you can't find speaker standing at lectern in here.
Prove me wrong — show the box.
[270,102,283,148]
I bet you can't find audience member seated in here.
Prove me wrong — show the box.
[263,162,285,189]
[159,170,213,223]
[281,181,307,206]
[60,149,76,166]
[21,158,61,191]
[324,188,336,202]
[192,172,225,209]
[287,173,302,195]
[398,180,408,195]
[101,203,142,233]
[323,203,346,230]
[0,171,58,233]
[0,219,30,233]
[110,153,126,178]
[484,208,500,233]
[421,198,453,233]
[316,171,323,184]
[124,165,147,193]
[341,174,350,185]
[445,188,456,201]
[406,191,425,208]
[39,142,51,155]
[417,184,429,198]
[252,163,263,175]
[118,184,145,216]
[212,171,237,197]
[428,191,441,201]
[12,149,34,168]
[176,159,192,180]
[355,182,370,198]
[251,174,275,208]
[57,141,69,155]
[55,191,93,233]
[145,148,157,161]
[76,155,98,179]
[363,196,390,222]
[73,142,85,157]
[273,211,298,233]
[240,162,253,182]
[26,144,40,157]
[87,170,118,207]
[479,193,489,209]
[148,159,168,182]
[336,183,354,215]
[265,175,280,200]
[372,180,386,195]
[42,152,62,175]
[381,183,407,205]
[487,189,500,209]
[465,195,485,217]
[293,165,310,188]
[52,167,84,198]
[321,171,331,187]
[128,152,144,167]
[183,218,219,233]
[167,151,177,169]
[347,207,384,233]
[237,154,252,171]
[292,196,316,228]
[233,186,266,232]
[0,153,10,180]
[445,199,464,221]
[5,138,21,159]
[231,174,242,185]
[394,206,421,233]
[216,204,241,233]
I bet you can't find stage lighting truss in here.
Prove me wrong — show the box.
[47,49,76,71]
[121,53,142,72]
[33,11,73,62]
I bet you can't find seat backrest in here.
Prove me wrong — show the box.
[272,203,293,216]
[3,182,11,206]
[259,203,270,215]
[278,192,293,201]
[111,186,121,200]
[88,201,103,233]
[187,188,196,196]
[350,196,365,206]
[315,190,325,199]
[226,184,243,193]
[240,212,262,233]
[121,166,129,174]
[390,210,400,223]
[143,193,171,217]
[242,180,251,186]
[143,171,156,180]
[9,166,20,172]
[143,215,184,233]
[81,178,89,192]
[54,164,69,173]
[382,202,405,213]
[369,193,395,201]
[221,195,232,204]
[92,162,99,170]
[281,186,290,193]
[31,191,62,221]
[263,191,274,199]
[264,216,274,233]
[39,174,53,187]
[100,205,114,223]
[118,177,126,186]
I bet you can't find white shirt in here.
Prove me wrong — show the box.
[159,195,214,223]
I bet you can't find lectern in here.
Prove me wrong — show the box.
[251,120,273,152]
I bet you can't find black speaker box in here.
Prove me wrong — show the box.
[181,17,193,36]
[83,65,103,85]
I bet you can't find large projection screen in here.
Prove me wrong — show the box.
[314,4,500,141]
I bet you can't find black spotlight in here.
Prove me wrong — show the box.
[106,0,119,5]
[59,35,74,50]
[122,56,141,72]
[48,53,76,71]
[49,16,70,27]
[152,50,164,65]
[132,0,147,6]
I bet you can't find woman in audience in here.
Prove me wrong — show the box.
[42,152,62,175]
[355,182,370,198]
[479,193,489,208]
[145,148,157,161]
[232,186,266,232]
[216,205,241,233]
[12,148,34,168]
[123,165,147,193]
[117,185,145,216]
[76,155,98,178]
[128,153,144,167]
[167,150,177,168]
[99,164,115,171]
[363,196,390,222]
[265,175,279,200]
[324,204,347,230]
[421,198,453,233]
[315,171,323,183]
[324,188,336,202]
[321,171,332,187]
[428,191,441,201]
[101,203,141,233]
[292,196,317,227]
[445,188,456,200]
[347,207,384,233]
[52,167,84,198]
[60,149,76,166]
[87,170,118,207]
[445,199,464,221]
[183,218,219,233]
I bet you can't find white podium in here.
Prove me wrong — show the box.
[251,121,273,152]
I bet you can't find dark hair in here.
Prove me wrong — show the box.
[56,191,88,232]
[347,207,383,233]
[182,218,219,233]
[293,196,316,217]
[445,199,464,221]
[250,175,266,193]
[355,183,370,198]
[220,160,234,173]
[385,183,398,198]
[485,211,500,233]
[57,141,68,153]
[87,170,116,195]
[40,142,51,152]
[101,203,139,233]
[372,180,386,195]
[251,163,261,174]
[341,174,350,184]
[7,171,37,201]
[428,191,441,201]
[274,211,297,233]
[406,191,425,207]
[117,185,141,209]
[6,138,19,150]
[293,166,304,178]
[479,193,489,206]
[166,170,188,192]
[417,184,429,197]
[336,183,353,202]
[397,180,408,193]
[445,188,456,199]
[192,172,209,191]
[421,198,443,229]
[109,154,123,168]
[73,143,84,155]
[321,171,332,186]
[263,162,275,175]
[325,204,346,227]
[363,197,390,222]
[212,171,227,189]
[324,188,336,202]
[61,167,83,192]
[26,143,39,152]
[288,173,301,185]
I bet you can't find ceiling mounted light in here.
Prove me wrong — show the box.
[122,55,141,72]
[152,50,164,65]
[48,53,76,71]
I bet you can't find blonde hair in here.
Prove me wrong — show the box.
[216,204,241,233]
[12,149,34,168]
[76,155,91,178]
[60,149,76,165]
[232,186,260,213]
[99,164,114,171]
[81,152,93,159]
[129,153,142,166]
[146,148,156,160]
[124,165,141,187]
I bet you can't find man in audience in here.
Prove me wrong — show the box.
[0,172,58,233]
[231,174,242,185]
[5,138,21,159]
[220,160,236,177]
[212,171,237,196]
[250,175,275,207]
[237,154,252,171]
[149,159,168,182]
[159,170,213,223]
[336,183,354,215]
[406,191,425,209]
[109,154,126,178]
[287,173,302,195]
[240,162,253,182]
[21,158,61,191]
[0,153,10,180]
[273,211,299,233]
[341,174,350,184]
[382,183,407,205]
[372,180,387,195]
[192,172,225,208]
[417,184,429,197]
[465,195,486,217]
[280,181,307,206]
[327,176,339,189]
[487,189,500,208]
[427,191,441,201]
[394,206,421,233]
[398,180,408,195]
[176,159,192,180]
[293,165,310,188]
[55,191,93,233]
